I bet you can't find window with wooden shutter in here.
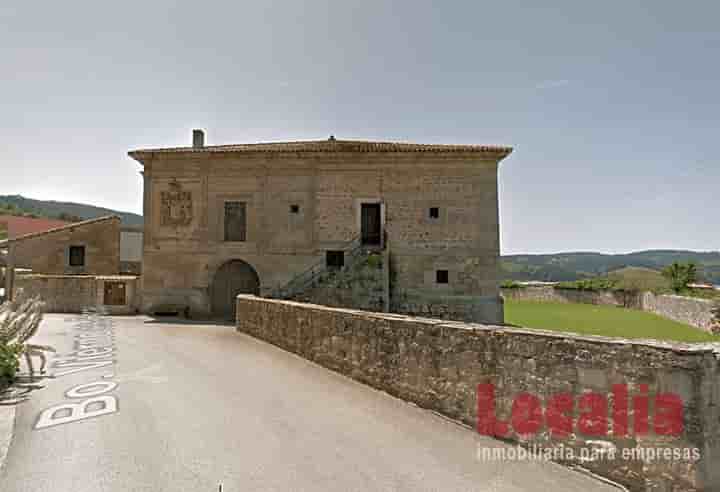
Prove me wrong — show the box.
[224,202,246,242]
[69,245,85,267]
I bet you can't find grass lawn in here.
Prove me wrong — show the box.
[504,300,720,343]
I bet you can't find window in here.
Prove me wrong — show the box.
[326,251,345,269]
[290,204,300,214]
[429,207,440,219]
[436,270,449,284]
[69,245,85,267]
[224,201,246,242]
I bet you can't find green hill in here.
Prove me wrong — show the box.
[0,195,143,227]
[502,250,720,285]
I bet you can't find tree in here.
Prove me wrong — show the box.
[662,261,698,294]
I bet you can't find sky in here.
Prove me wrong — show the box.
[1,0,718,255]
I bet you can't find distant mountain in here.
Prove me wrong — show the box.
[501,250,720,285]
[0,195,143,227]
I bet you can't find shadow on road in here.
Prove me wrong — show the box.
[143,316,235,327]
[0,374,54,406]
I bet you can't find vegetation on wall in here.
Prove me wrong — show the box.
[553,279,613,291]
[500,280,525,289]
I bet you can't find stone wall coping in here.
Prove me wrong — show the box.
[94,275,139,280]
[242,295,720,355]
[16,274,137,280]
[659,293,716,305]
[16,274,98,279]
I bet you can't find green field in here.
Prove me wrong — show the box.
[504,300,720,343]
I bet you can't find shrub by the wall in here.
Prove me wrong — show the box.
[0,342,21,390]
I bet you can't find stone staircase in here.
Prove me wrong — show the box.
[269,237,390,312]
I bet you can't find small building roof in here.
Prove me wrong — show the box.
[129,138,513,162]
[0,215,70,239]
[1,215,120,244]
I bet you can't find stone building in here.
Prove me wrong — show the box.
[0,215,139,313]
[4,215,121,275]
[129,131,512,322]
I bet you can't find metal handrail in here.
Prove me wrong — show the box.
[270,234,363,299]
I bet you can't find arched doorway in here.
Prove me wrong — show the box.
[210,260,260,319]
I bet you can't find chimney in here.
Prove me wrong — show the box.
[192,129,205,148]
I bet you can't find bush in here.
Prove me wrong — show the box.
[500,280,524,289]
[0,342,21,389]
[366,254,383,269]
[555,278,618,291]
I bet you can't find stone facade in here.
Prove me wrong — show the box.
[129,136,512,322]
[4,216,121,276]
[502,286,719,333]
[236,294,720,491]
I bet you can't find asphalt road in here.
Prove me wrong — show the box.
[0,314,617,492]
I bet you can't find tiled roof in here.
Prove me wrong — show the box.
[2,215,120,243]
[129,139,513,161]
[0,215,70,239]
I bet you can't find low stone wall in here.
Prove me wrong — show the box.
[14,275,97,313]
[14,274,138,314]
[641,292,718,334]
[502,286,718,333]
[237,294,720,491]
[501,286,637,307]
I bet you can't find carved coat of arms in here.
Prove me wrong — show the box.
[160,180,193,227]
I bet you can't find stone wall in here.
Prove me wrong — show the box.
[641,292,718,334]
[502,286,718,333]
[14,274,138,314]
[14,275,97,313]
[501,285,638,308]
[236,294,720,491]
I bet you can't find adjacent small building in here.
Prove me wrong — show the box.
[1,215,139,313]
[129,131,512,323]
[5,215,121,275]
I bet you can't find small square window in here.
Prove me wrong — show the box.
[69,245,85,267]
[429,207,440,219]
[290,204,300,214]
[436,270,449,284]
[326,251,345,269]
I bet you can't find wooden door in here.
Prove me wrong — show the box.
[361,203,381,246]
[211,260,260,319]
[104,281,126,306]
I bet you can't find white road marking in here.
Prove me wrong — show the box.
[34,311,120,430]
[35,395,118,429]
